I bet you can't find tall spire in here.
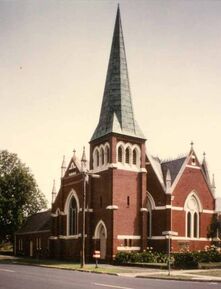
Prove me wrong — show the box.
[91,7,144,141]
[61,155,66,178]
[201,152,211,187]
[51,179,57,205]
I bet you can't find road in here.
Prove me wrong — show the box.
[0,264,220,289]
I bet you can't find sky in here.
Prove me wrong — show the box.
[0,0,221,204]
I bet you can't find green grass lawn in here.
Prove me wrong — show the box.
[0,256,135,274]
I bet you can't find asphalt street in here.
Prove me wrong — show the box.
[0,264,220,289]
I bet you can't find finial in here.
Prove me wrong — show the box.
[52,179,56,193]
[52,179,57,204]
[211,174,216,195]
[73,149,76,160]
[203,152,206,159]
[190,141,194,150]
[166,169,172,194]
[81,146,87,163]
[212,174,216,187]
[61,155,66,168]
[81,146,87,172]
[61,155,66,178]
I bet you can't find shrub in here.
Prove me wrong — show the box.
[173,252,198,269]
[114,252,130,264]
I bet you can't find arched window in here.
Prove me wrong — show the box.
[101,148,104,165]
[187,212,191,238]
[194,212,198,238]
[147,200,152,238]
[69,197,78,235]
[96,150,99,167]
[185,193,201,238]
[132,149,137,165]
[125,148,130,164]
[105,146,110,164]
[118,146,123,162]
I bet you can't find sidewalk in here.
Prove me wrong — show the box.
[116,266,221,282]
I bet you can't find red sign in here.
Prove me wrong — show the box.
[93,250,100,258]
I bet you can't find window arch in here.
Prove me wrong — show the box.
[101,147,105,165]
[184,192,201,238]
[125,147,130,164]
[64,190,79,236]
[69,197,78,235]
[187,211,191,238]
[132,149,137,165]
[96,150,99,167]
[147,199,153,238]
[194,212,198,238]
[118,146,123,162]
[105,146,110,164]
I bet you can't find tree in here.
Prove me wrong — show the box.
[0,150,47,242]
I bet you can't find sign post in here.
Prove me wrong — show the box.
[93,250,101,268]
[162,231,178,276]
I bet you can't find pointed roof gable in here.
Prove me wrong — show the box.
[64,152,89,178]
[91,7,145,141]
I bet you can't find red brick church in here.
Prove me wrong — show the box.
[15,7,217,260]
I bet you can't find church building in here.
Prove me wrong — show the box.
[15,7,217,261]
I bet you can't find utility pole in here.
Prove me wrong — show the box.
[80,147,100,268]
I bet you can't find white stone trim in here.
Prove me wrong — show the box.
[184,192,203,212]
[154,206,166,210]
[49,236,58,240]
[153,204,212,212]
[106,205,118,210]
[93,142,110,170]
[94,220,107,239]
[140,208,148,212]
[51,209,66,217]
[116,141,141,168]
[203,209,215,214]
[59,234,82,239]
[147,192,156,210]
[64,189,80,236]
[117,235,141,240]
[149,236,212,241]
[186,165,201,169]
[85,208,93,212]
[117,246,140,251]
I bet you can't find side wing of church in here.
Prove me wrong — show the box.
[15,7,218,261]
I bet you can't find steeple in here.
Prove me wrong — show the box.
[51,179,57,205]
[201,152,211,187]
[211,174,216,195]
[61,155,66,178]
[91,7,144,141]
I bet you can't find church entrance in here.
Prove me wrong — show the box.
[94,221,107,259]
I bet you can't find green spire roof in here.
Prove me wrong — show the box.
[91,7,145,141]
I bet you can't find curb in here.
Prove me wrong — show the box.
[10,261,118,276]
[136,275,221,283]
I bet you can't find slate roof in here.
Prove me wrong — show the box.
[147,153,187,191]
[201,157,211,187]
[16,210,51,234]
[161,157,186,185]
[91,7,145,141]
